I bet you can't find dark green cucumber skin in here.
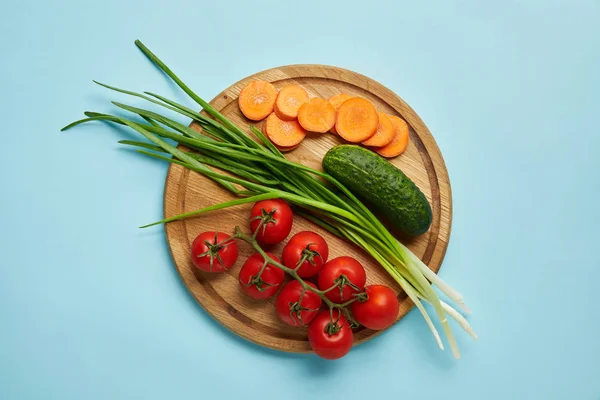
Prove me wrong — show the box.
[322,145,432,236]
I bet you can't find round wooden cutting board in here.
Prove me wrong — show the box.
[163,65,452,353]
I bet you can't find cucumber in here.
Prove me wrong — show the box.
[322,145,432,236]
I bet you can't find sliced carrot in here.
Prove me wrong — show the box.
[257,120,298,153]
[238,80,277,121]
[328,93,353,109]
[335,98,379,142]
[327,93,353,134]
[264,112,306,147]
[274,85,309,121]
[362,112,395,147]
[297,98,336,133]
[376,115,409,158]
[261,120,268,135]
[275,143,301,152]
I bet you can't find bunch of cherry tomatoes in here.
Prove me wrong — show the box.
[190,199,400,360]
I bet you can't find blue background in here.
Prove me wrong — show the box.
[1,0,599,399]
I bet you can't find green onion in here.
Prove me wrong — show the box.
[62,40,475,358]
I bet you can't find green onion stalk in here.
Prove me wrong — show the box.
[62,40,476,358]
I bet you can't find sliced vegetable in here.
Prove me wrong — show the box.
[322,145,432,236]
[274,85,309,120]
[327,93,353,134]
[297,98,336,133]
[264,112,306,147]
[375,115,409,158]
[362,112,395,147]
[274,143,301,152]
[334,98,379,142]
[238,80,277,121]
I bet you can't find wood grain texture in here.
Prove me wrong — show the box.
[163,65,452,353]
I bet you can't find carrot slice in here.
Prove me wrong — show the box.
[327,93,353,134]
[274,85,309,121]
[297,98,336,133]
[260,120,299,153]
[335,98,379,142]
[376,115,409,158]
[238,81,277,121]
[362,112,395,147]
[275,143,301,152]
[264,112,306,147]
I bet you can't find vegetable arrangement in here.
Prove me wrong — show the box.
[238,80,410,157]
[62,40,476,359]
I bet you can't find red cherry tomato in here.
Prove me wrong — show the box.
[249,199,294,245]
[317,256,366,303]
[350,285,399,330]
[275,281,322,326]
[190,231,238,273]
[238,253,284,299]
[308,309,353,360]
[282,231,329,278]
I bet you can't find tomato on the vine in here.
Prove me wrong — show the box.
[249,199,293,245]
[350,285,399,330]
[282,231,329,278]
[190,231,238,273]
[275,280,322,326]
[317,256,366,303]
[238,253,284,299]
[308,309,353,360]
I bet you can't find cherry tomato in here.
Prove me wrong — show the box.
[190,231,238,273]
[307,310,353,360]
[275,280,322,326]
[350,285,399,330]
[249,199,294,245]
[238,253,284,299]
[282,231,329,278]
[317,256,366,303]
